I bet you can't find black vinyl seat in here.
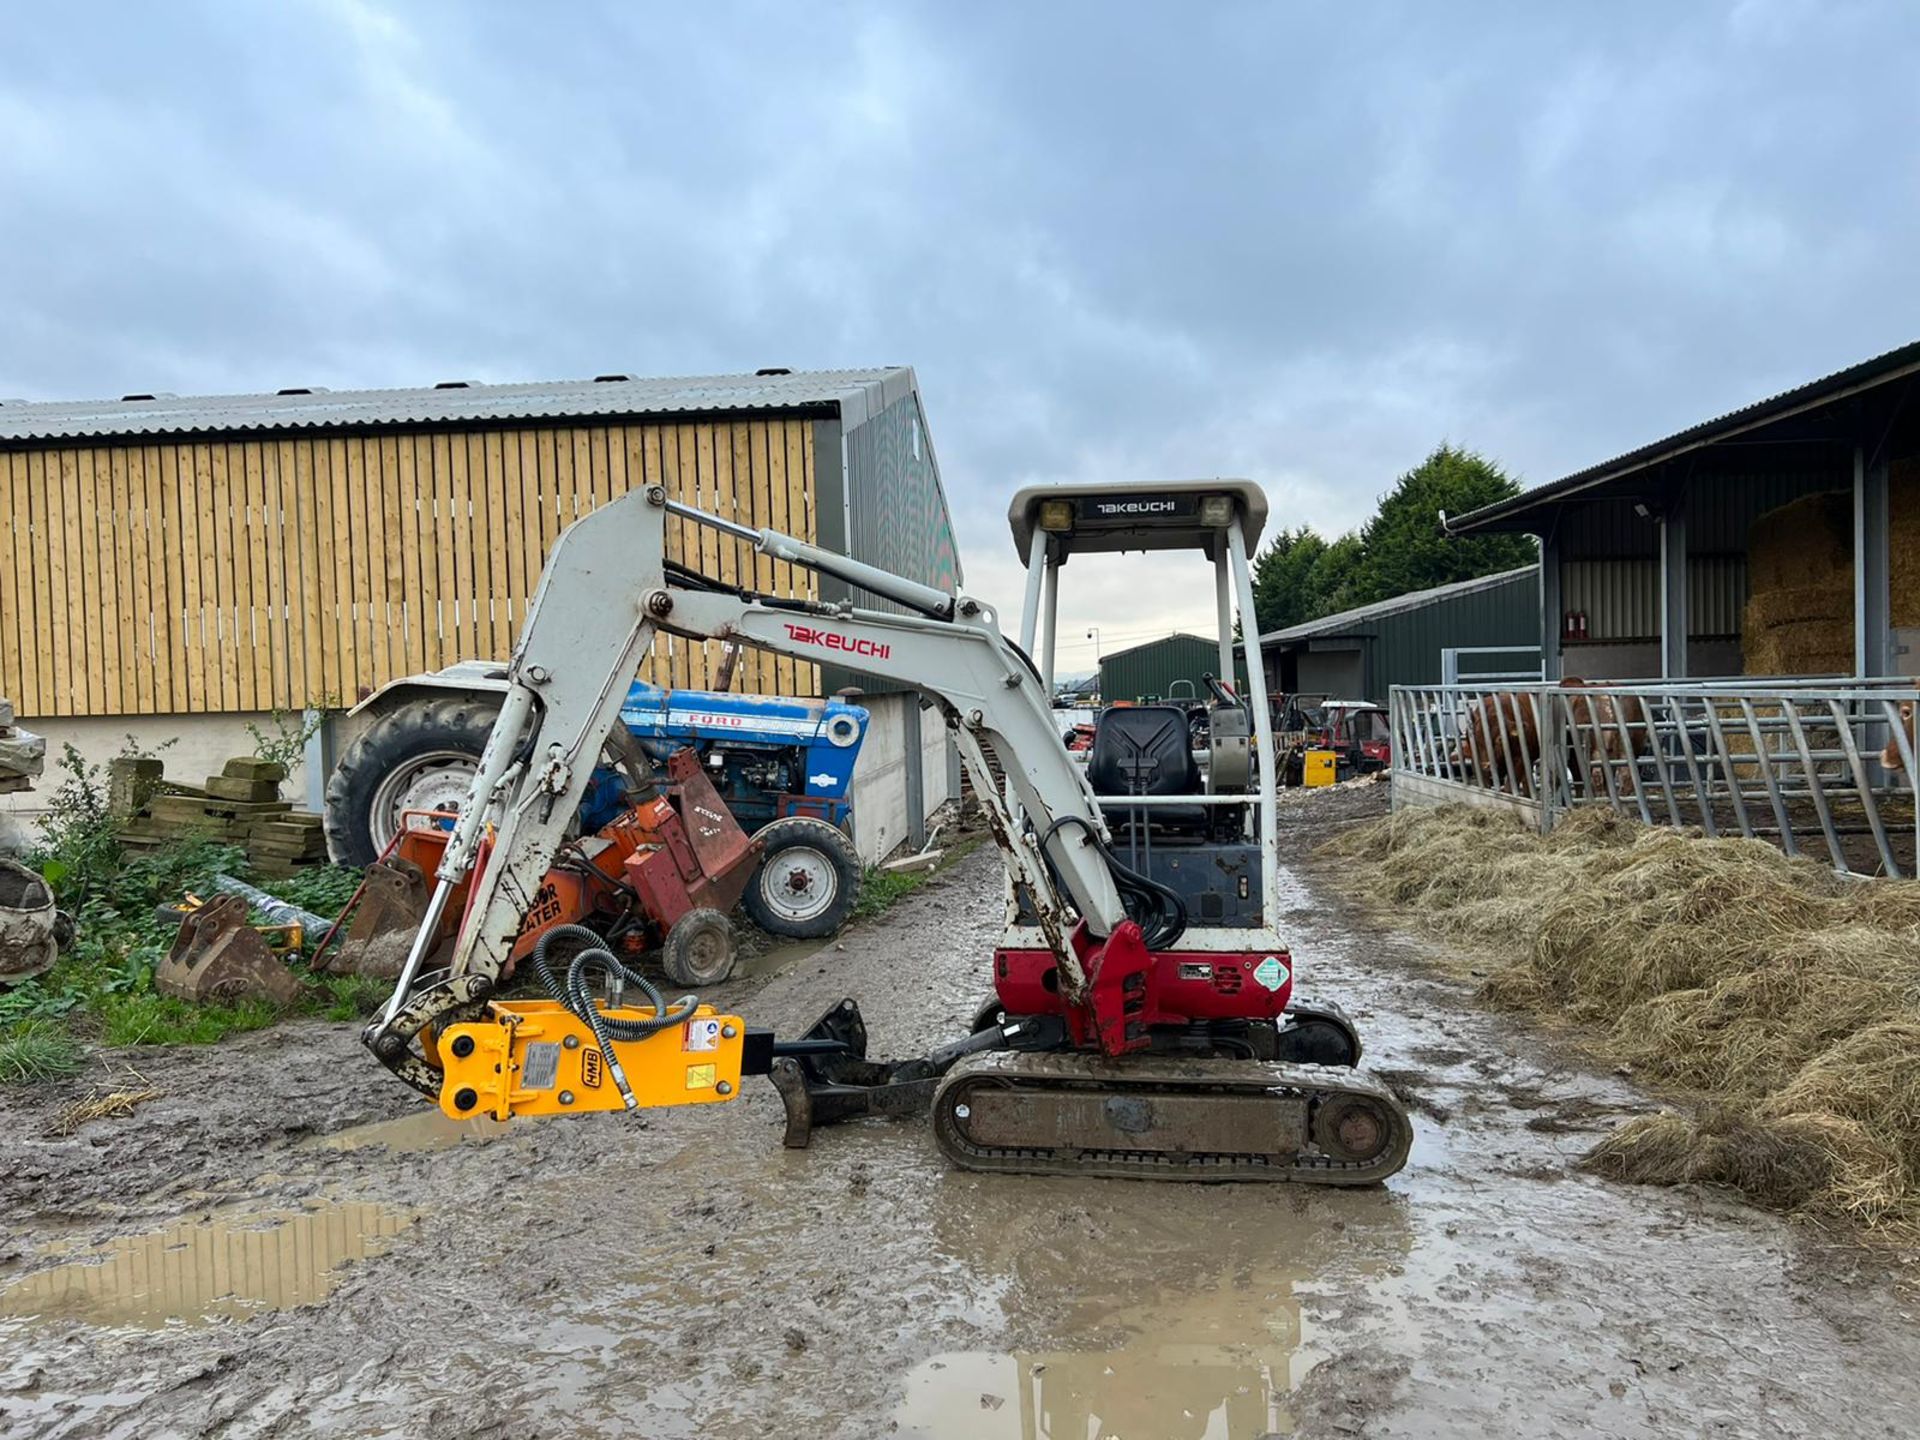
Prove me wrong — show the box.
[1086,705,1211,835]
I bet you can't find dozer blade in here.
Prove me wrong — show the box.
[154,894,303,1006]
[330,856,441,979]
[930,1051,1412,1185]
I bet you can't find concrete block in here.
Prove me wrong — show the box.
[0,730,46,778]
[206,775,283,804]
[109,757,167,817]
[222,757,288,784]
[880,849,943,875]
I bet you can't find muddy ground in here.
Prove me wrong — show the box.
[4,784,1920,1438]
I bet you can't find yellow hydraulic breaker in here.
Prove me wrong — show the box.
[436,1000,747,1120]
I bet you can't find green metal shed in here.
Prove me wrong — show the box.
[1098,632,1221,704]
[1259,565,1541,705]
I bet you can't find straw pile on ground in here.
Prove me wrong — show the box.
[1321,805,1920,1229]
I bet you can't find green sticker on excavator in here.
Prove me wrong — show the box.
[1253,956,1289,991]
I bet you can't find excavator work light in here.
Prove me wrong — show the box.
[1199,494,1235,527]
[1038,499,1074,532]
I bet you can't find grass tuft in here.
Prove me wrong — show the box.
[0,1019,87,1083]
[95,993,280,1047]
[312,973,392,1022]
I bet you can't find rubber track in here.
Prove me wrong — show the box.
[930,1051,1413,1185]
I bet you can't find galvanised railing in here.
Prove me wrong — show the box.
[1388,678,1920,879]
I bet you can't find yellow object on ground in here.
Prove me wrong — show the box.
[1303,749,1338,787]
[437,1000,746,1120]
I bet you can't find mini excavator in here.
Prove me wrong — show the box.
[362,478,1412,1184]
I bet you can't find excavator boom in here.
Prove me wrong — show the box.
[365,482,1146,1095]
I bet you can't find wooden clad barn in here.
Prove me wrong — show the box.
[0,368,958,721]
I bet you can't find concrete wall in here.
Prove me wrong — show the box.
[847,690,954,864]
[1558,639,1743,682]
[0,711,314,854]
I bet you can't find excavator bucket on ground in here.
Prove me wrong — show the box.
[326,854,439,980]
[154,894,303,1006]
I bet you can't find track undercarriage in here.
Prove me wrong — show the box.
[768,997,1414,1186]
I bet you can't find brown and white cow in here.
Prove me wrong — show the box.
[1560,678,1651,796]
[1884,700,1917,773]
[1451,691,1544,796]
[1450,680,1652,798]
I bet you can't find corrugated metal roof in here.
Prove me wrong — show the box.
[1097,631,1215,664]
[1447,338,1920,533]
[1260,564,1538,645]
[0,366,919,444]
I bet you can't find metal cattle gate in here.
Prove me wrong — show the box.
[1388,678,1920,879]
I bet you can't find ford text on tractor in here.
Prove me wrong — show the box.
[325,664,867,940]
[361,478,1412,1184]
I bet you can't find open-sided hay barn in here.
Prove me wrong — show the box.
[1447,341,1920,681]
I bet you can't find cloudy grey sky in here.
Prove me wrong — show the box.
[4,1,1915,671]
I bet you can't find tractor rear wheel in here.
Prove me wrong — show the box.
[743,817,862,940]
[661,908,737,987]
[324,697,499,866]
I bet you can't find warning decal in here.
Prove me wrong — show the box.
[1252,956,1290,992]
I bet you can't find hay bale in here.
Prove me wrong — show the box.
[1746,490,1851,594]
[1893,459,1920,630]
[1742,584,1853,630]
[1743,490,1857,677]
[1744,616,1853,677]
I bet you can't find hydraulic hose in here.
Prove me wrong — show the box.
[1037,815,1189,951]
[530,924,699,1109]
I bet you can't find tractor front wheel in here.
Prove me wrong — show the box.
[324,697,499,866]
[742,817,862,940]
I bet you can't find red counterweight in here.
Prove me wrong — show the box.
[994,930,1295,1055]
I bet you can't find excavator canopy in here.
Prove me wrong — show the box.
[1007,478,1269,562]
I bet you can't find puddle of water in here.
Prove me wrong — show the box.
[734,937,825,980]
[0,1197,414,1329]
[892,1253,1313,1440]
[311,1109,508,1152]
[896,1346,1300,1440]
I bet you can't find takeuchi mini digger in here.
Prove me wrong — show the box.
[361,477,1412,1184]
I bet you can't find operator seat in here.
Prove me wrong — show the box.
[1086,705,1211,837]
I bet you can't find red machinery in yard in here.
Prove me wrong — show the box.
[337,747,765,987]
[1275,696,1392,784]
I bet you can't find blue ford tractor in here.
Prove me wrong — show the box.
[323,662,867,939]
